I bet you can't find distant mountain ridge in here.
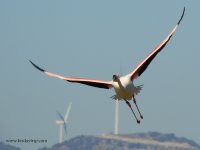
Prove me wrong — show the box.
[39,132,200,150]
[123,132,200,148]
[0,141,21,150]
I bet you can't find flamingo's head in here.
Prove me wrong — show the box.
[113,74,120,82]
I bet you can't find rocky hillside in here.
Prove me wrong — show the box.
[0,141,21,150]
[39,132,200,150]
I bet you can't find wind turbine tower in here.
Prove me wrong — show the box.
[56,102,72,143]
[114,64,123,135]
[114,100,119,135]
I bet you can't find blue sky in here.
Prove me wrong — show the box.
[0,0,199,150]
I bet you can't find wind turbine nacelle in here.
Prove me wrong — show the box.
[56,120,64,124]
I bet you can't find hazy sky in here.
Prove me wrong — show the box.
[0,0,199,150]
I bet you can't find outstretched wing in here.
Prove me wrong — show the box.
[30,61,113,89]
[130,7,185,81]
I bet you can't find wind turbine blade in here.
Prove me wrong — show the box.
[57,111,64,121]
[64,103,72,122]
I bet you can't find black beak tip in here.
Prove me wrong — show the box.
[29,60,45,72]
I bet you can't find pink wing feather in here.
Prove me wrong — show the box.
[30,61,113,89]
[130,7,185,81]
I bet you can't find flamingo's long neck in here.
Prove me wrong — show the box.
[116,78,125,90]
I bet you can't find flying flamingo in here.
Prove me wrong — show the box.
[30,7,185,124]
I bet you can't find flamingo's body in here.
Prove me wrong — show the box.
[30,7,185,123]
[111,75,142,100]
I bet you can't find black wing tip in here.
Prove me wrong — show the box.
[29,60,45,72]
[178,7,185,25]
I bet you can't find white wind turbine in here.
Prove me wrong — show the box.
[56,102,72,143]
